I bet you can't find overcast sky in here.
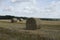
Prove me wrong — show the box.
[0,0,60,18]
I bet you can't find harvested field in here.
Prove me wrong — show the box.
[0,20,60,40]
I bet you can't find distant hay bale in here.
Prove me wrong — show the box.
[26,18,41,30]
[17,20,20,22]
[11,18,18,23]
[19,18,24,21]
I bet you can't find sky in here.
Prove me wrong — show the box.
[0,0,60,18]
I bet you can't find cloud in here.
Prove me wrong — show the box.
[11,0,16,2]
[1,0,60,18]
[0,0,39,17]
[40,1,60,18]
[11,0,39,17]
[11,0,31,3]
[3,6,14,12]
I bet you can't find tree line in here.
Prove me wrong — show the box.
[0,15,28,20]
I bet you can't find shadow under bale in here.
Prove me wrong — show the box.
[26,18,41,30]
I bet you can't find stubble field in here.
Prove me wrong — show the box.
[0,20,60,40]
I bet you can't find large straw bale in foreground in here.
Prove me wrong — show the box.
[26,18,41,30]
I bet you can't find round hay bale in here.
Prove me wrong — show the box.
[11,18,18,23]
[17,20,20,22]
[26,18,41,30]
[19,18,24,21]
